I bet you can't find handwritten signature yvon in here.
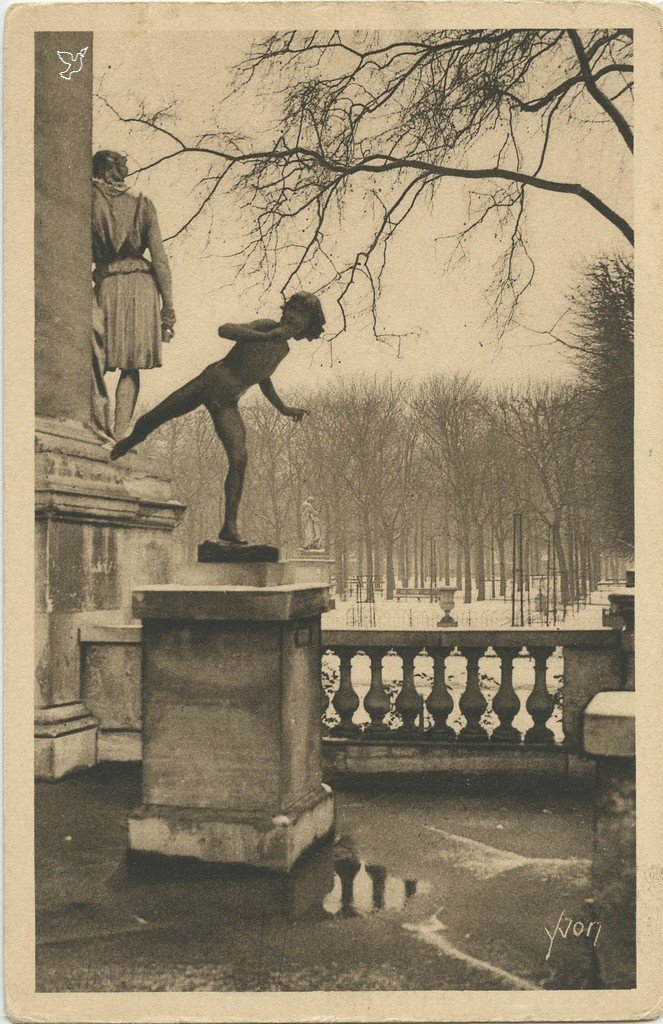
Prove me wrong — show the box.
[545,910,602,960]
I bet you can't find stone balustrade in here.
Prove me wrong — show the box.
[79,623,626,779]
[320,628,622,749]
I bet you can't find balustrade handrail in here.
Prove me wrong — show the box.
[322,626,618,650]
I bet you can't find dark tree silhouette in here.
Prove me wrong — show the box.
[101,28,632,339]
[563,256,634,554]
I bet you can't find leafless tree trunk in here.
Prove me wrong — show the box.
[474,524,486,601]
[463,531,473,604]
[498,535,507,598]
[385,538,396,601]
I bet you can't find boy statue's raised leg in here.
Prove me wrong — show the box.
[110,377,204,461]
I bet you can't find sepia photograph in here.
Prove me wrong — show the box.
[4,2,663,1021]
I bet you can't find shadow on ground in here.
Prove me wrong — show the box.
[35,764,601,991]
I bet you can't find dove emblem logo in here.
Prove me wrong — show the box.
[57,47,88,81]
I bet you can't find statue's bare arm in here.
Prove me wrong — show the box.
[259,378,308,422]
[218,319,288,344]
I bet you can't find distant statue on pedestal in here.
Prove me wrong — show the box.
[301,496,323,551]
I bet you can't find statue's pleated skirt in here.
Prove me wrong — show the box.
[96,269,162,371]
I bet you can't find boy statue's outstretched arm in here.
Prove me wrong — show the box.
[259,378,308,422]
[218,319,286,345]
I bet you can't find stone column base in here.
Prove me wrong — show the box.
[35,702,98,780]
[129,785,334,873]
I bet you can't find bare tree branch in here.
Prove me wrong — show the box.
[99,28,632,340]
[567,30,633,151]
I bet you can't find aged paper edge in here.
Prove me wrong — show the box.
[4,2,663,1021]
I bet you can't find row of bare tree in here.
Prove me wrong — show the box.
[143,368,628,606]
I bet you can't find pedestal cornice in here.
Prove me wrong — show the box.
[133,583,333,622]
[36,417,185,531]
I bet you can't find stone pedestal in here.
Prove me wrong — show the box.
[36,418,184,777]
[583,691,636,989]
[289,549,334,586]
[128,556,335,872]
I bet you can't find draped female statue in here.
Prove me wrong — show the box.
[301,496,323,550]
[92,150,176,438]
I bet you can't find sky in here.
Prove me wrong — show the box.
[93,29,633,408]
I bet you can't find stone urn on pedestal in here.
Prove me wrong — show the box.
[437,585,458,628]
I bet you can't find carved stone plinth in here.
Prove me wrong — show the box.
[35,418,185,778]
[129,568,335,872]
[198,540,279,563]
[290,549,334,586]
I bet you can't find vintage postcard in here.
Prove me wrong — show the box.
[4,1,663,1021]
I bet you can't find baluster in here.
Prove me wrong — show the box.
[320,652,334,727]
[334,648,360,736]
[491,647,521,744]
[426,648,456,740]
[365,863,387,910]
[395,649,422,736]
[335,855,361,917]
[383,649,402,727]
[525,647,556,744]
[364,648,390,736]
[458,648,488,742]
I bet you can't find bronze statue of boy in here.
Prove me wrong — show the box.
[111,291,325,545]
